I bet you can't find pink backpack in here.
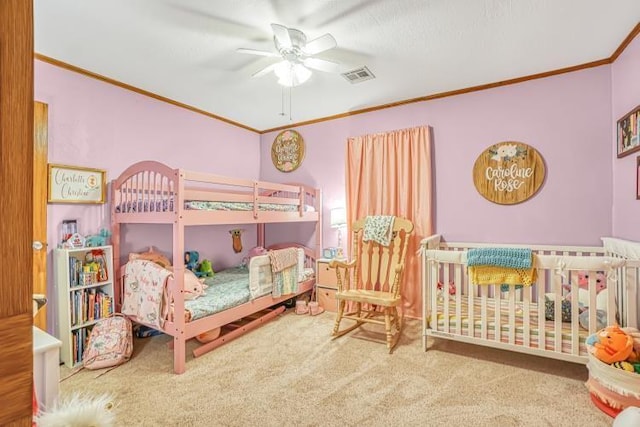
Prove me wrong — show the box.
[82,313,133,370]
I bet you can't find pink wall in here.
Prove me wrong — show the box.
[35,60,261,331]
[612,35,640,241]
[261,66,613,248]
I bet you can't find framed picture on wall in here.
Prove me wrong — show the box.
[617,105,640,158]
[637,156,640,200]
[47,163,106,204]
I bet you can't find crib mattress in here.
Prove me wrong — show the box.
[429,298,588,353]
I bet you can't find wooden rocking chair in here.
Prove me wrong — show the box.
[329,216,414,353]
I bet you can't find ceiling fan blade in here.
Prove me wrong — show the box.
[303,33,337,55]
[271,23,292,49]
[303,57,341,74]
[236,48,280,58]
[251,62,281,78]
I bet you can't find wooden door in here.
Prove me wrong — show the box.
[33,102,48,330]
[0,1,35,425]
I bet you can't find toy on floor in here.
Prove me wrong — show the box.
[613,407,640,426]
[36,392,116,427]
[586,326,640,417]
[588,324,636,364]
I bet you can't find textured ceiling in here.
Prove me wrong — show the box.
[34,0,640,132]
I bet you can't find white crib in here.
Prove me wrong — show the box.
[420,235,640,364]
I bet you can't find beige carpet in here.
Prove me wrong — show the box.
[57,310,611,426]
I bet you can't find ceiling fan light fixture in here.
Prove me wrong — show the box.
[274,61,311,87]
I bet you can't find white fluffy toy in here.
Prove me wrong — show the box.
[613,406,640,427]
[36,393,116,427]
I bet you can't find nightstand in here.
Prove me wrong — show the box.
[316,258,339,312]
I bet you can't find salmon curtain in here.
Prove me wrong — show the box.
[345,125,433,319]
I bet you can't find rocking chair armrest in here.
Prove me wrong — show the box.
[394,263,405,273]
[329,259,356,269]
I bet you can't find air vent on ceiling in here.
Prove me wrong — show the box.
[341,66,375,84]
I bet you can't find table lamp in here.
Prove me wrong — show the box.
[330,207,347,258]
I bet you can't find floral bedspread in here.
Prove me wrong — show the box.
[184,266,252,321]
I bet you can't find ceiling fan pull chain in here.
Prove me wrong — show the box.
[289,85,293,121]
[279,86,285,116]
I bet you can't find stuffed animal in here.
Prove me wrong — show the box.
[564,271,606,302]
[183,270,207,300]
[85,228,112,247]
[129,247,172,268]
[588,324,635,364]
[184,251,199,273]
[197,259,214,278]
[229,229,244,253]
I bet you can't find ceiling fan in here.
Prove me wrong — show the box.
[237,23,341,86]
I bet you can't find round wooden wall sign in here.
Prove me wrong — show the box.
[473,141,546,205]
[271,129,305,173]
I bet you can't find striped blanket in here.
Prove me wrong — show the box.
[467,247,536,288]
[268,248,299,298]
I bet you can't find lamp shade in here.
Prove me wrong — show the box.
[274,61,311,87]
[330,207,346,228]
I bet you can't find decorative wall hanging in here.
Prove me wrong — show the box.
[48,164,106,204]
[617,105,640,158]
[473,141,546,205]
[271,129,305,172]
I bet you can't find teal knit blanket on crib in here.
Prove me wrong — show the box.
[467,247,533,291]
[467,247,533,268]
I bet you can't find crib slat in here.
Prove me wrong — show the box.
[481,285,487,341]
[430,261,438,334]
[523,285,531,348]
[607,272,616,327]
[554,272,562,353]
[570,274,579,356]
[494,285,501,344]
[468,273,475,339]
[508,286,515,345]
[538,268,546,351]
[455,265,462,336]
[443,266,450,334]
[589,274,598,333]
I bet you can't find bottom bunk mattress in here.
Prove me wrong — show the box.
[185,266,253,322]
[122,252,315,326]
[428,298,589,354]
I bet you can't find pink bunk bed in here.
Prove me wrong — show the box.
[111,160,322,374]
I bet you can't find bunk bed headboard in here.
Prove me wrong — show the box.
[112,160,179,214]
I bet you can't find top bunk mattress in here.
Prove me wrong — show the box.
[115,199,316,213]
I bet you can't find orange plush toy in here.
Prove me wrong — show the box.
[591,325,635,364]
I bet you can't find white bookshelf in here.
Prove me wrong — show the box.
[54,245,114,368]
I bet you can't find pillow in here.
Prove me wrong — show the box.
[129,246,172,269]
[248,246,268,259]
[544,297,573,323]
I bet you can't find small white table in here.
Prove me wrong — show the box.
[33,326,61,410]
